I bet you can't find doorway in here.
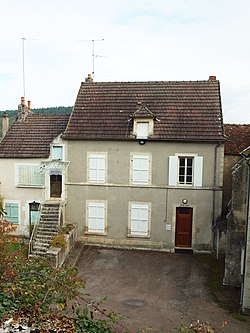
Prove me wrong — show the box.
[29,201,40,236]
[50,174,62,198]
[175,207,193,248]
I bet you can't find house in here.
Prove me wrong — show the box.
[62,76,225,252]
[222,124,250,216]
[0,98,70,236]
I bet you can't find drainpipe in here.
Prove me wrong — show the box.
[240,157,250,309]
[212,143,221,251]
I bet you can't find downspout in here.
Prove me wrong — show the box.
[240,159,250,309]
[212,142,221,251]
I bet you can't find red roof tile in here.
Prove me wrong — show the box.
[63,80,224,142]
[224,124,250,155]
[0,113,70,158]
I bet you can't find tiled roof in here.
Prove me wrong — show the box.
[0,113,70,158]
[224,124,250,155]
[63,80,224,141]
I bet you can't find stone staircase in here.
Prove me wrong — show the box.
[29,201,61,258]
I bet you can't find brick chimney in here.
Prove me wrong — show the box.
[85,73,93,83]
[18,97,29,120]
[1,112,9,137]
[209,75,217,81]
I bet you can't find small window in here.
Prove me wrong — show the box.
[131,154,151,185]
[137,122,149,139]
[52,146,63,160]
[129,203,150,237]
[86,201,106,234]
[88,153,106,184]
[17,165,45,188]
[5,203,19,224]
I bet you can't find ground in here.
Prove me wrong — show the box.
[66,244,250,333]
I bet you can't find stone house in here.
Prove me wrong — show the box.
[0,99,70,236]
[222,124,250,216]
[62,77,225,252]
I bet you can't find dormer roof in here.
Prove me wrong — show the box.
[132,103,155,119]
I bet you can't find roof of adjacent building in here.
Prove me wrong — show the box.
[63,79,224,142]
[0,113,70,158]
[224,124,250,155]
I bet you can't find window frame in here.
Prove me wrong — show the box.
[85,200,107,235]
[130,153,151,186]
[168,154,203,187]
[87,152,107,184]
[178,156,194,185]
[128,202,151,238]
[4,201,20,225]
[51,145,64,161]
[15,164,45,188]
[133,118,154,139]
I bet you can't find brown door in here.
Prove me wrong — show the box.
[50,175,62,198]
[175,207,193,247]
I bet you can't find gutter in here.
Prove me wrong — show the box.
[212,143,221,251]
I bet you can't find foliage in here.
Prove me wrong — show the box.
[179,320,214,333]
[0,220,129,332]
[51,233,67,250]
[59,223,75,234]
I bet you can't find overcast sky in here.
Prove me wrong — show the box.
[0,0,250,124]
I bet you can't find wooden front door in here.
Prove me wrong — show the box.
[50,175,62,198]
[175,207,193,247]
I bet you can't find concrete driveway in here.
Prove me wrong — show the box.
[69,245,250,333]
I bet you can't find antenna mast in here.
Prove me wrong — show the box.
[78,38,104,79]
[22,37,26,98]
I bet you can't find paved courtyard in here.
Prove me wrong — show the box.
[70,245,250,333]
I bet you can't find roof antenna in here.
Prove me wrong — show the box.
[77,38,105,80]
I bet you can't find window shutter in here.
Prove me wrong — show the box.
[168,156,178,186]
[130,203,149,236]
[132,155,150,185]
[137,122,149,139]
[52,146,63,160]
[18,165,44,187]
[87,202,105,233]
[194,156,203,187]
[5,203,19,224]
[88,154,105,183]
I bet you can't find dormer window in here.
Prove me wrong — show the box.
[131,102,156,140]
[137,121,149,139]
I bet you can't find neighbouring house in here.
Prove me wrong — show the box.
[223,143,250,314]
[0,98,70,236]
[222,124,250,216]
[62,76,225,252]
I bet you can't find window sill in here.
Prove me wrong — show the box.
[84,231,107,236]
[127,234,150,239]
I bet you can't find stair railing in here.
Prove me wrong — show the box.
[28,202,43,257]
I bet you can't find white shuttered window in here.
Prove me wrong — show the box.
[88,153,106,184]
[86,201,106,234]
[131,154,151,185]
[137,122,149,139]
[17,165,45,187]
[5,203,19,224]
[168,155,203,187]
[129,203,150,237]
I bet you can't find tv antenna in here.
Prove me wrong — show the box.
[77,38,104,79]
[21,37,40,99]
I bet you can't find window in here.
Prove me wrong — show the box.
[137,122,149,139]
[168,155,203,186]
[86,201,106,234]
[129,203,150,237]
[16,164,45,188]
[179,157,193,185]
[52,146,63,160]
[88,153,106,184]
[131,154,151,185]
[5,202,19,224]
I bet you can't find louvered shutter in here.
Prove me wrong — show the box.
[18,165,44,187]
[132,155,150,185]
[89,154,105,183]
[168,156,178,186]
[87,202,105,233]
[130,203,149,236]
[194,156,203,187]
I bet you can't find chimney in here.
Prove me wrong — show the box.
[27,100,31,112]
[209,75,217,81]
[85,73,93,83]
[18,97,29,121]
[1,112,9,138]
